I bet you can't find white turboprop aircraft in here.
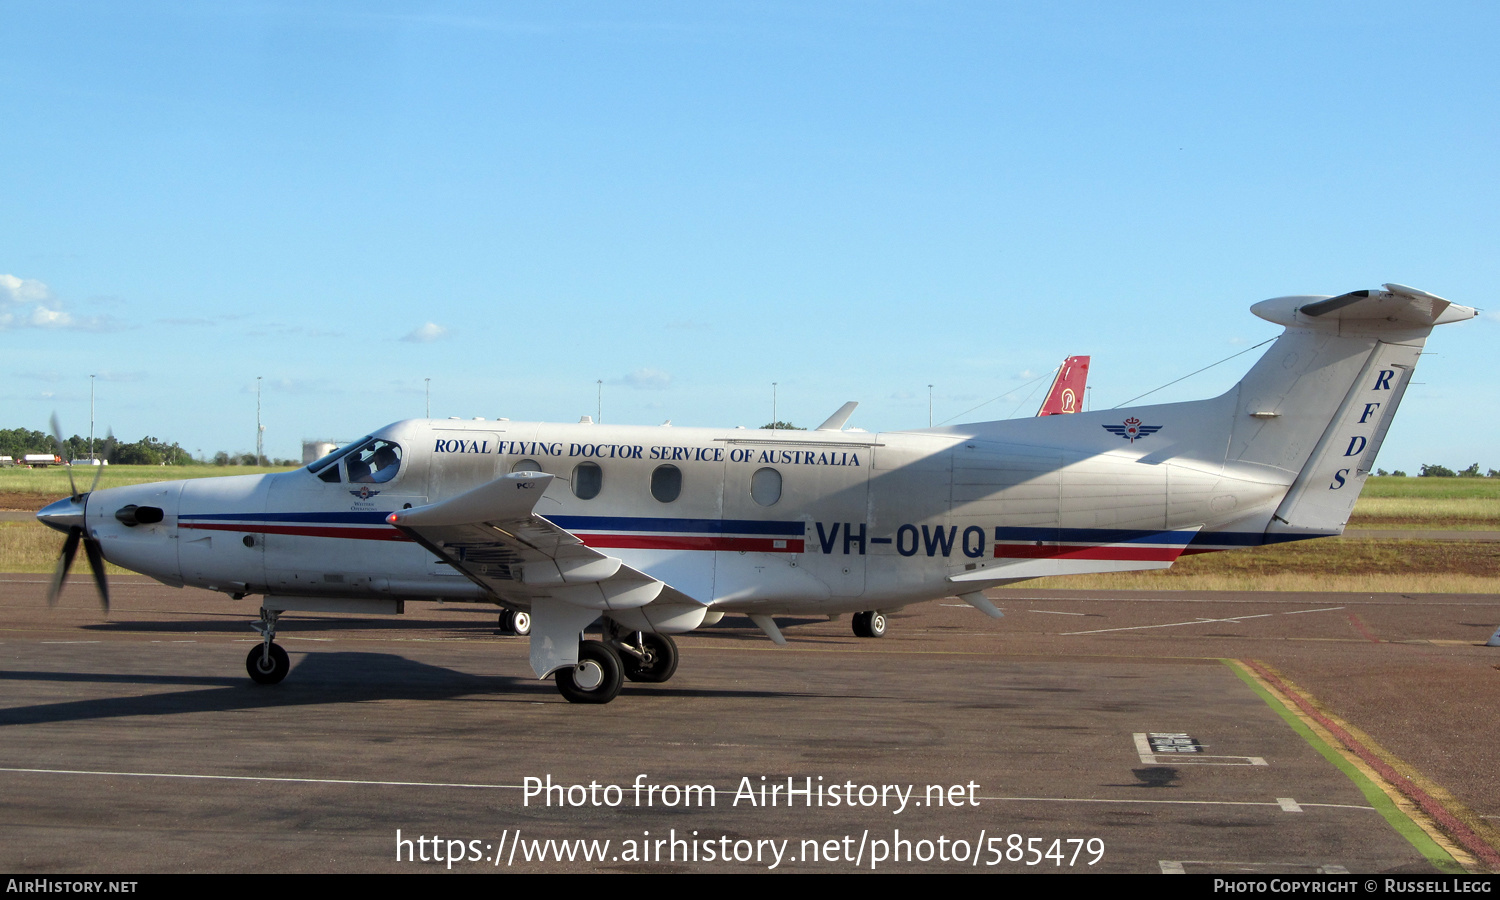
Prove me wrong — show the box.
[38,284,1475,703]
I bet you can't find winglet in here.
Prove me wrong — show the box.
[816,401,858,431]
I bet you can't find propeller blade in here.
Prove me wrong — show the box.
[88,430,115,496]
[81,536,110,612]
[49,413,79,500]
[47,527,81,607]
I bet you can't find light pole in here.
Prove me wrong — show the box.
[89,374,96,460]
[928,384,933,428]
[256,376,264,466]
[772,383,778,430]
[425,378,431,418]
[596,380,602,424]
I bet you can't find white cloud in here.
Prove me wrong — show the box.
[0,274,115,331]
[401,322,449,343]
[0,274,50,304]
[611,368,673,390]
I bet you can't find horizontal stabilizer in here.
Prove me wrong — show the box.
[1253,285,1476,332]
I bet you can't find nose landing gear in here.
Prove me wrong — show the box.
[246,608,290,684]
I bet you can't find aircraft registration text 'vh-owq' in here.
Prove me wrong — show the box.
[38,285,1475,703]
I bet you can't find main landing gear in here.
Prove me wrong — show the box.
[553,626,680,704]
[852,610,888,638]
[498,609,531,636]
[247,608,290,684]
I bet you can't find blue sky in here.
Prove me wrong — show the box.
[3,1,1496,470]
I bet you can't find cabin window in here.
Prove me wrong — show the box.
[512,459,541,474]
[650,465,682,503]
[751,467,782,507]
[572,462,603,500]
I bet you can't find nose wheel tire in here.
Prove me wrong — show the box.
[246,643,290,684]
[621,633,678,684]
[852,611,887,638]
[499,609,532,636]
[555,641,624,704]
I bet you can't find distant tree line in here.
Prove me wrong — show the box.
[1,427,297,467]
[1375,464,1498,478]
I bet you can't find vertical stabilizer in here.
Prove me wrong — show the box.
[1225,284,1475,536]
[1037,356,1091,416]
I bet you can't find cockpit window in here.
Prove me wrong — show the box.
[345,439,403,484]
[307,436,403,485]
[307,439,364,477]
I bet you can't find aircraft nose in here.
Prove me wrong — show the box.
[37,496,87,534]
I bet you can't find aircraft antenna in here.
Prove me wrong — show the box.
[934,369,1054,427]
[1111,336,1275,408]
[1004,376,1049,419]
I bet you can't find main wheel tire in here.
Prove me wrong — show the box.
[511,610,531,636]
[621,633,678,684]
[555,641,624,704]
[852,611,872,638]
[867,611,888,638]
[246,643,290,684]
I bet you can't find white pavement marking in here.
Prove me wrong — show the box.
[1133,733,1268,766]
[1278,798,1303,812]
[0,767,1376,811]
[1063,614,1272,636]
[0,766,520,791]
[1284,607,1346,615]
[1159,860,1186,874]
[1028,609,1089,616]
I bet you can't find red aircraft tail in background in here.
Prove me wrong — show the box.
[1036,355,1090,416]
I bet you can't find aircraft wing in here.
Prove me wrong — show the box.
[385,471,707,676]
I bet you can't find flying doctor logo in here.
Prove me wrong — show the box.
[1103,417,1162,443]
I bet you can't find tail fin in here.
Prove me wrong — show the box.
[1036,356,1090,416]
[1227,284,1475,536]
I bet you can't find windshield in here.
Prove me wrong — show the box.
[305,436,403,485]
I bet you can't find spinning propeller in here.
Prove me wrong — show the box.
[38,414,113,610]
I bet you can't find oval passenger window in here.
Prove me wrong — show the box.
[572,462,603,500]
[512,459,541,474]
[651,465,682,503]
[750,467,782,507]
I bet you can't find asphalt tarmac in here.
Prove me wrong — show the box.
[2,574,1498,874]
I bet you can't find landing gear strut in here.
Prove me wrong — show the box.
[247,608,290,684]
[852,610,887,638]
[619,632,678,683]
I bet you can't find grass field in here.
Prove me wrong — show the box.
[0,463,296,497]
[3,473,1497,591]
